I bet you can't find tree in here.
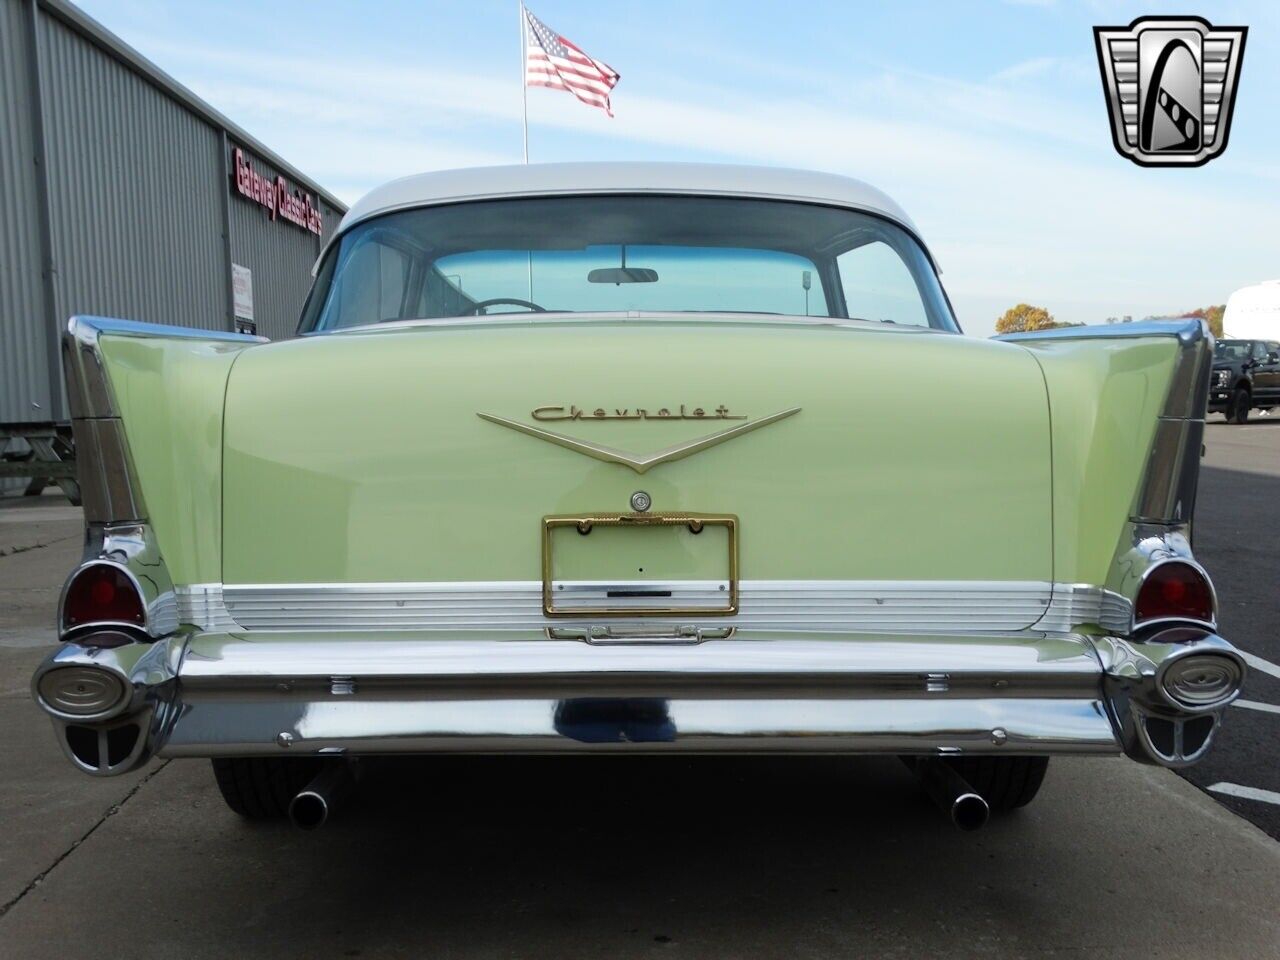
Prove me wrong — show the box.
[1181,305,1225,338]
[995,303,1059,334]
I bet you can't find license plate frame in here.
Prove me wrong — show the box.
[541,512,738,618]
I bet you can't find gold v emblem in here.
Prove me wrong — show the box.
[477,408,801,474]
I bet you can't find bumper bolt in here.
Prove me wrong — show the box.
[991,727,1008,746]
[277,731,294,748]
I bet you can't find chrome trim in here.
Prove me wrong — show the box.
[35,666,129,719]
[166,631,1116,757]
[33,626,1245,773]
[1038,583,1132,634]
[543,513,738,616]
[67,315,268,349]
[994,318,1207,346]
[478,408,801,474]
[323,312,943,337]
[1092,630,1243,767]
[173,632,1105,685]
[183,580,1131,635]
[68,416,146,523]
[1131,418,1205,524]
[59,524,178,640]
[32,637,182,775]
[546,624,735,644]
[547,581,734,614]
[1105,523,1217,633]
[1160,320,1213,420]
[174,584,241,632]
[162,698,1117,758]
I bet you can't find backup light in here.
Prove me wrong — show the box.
[62,564,145,634]
[1134,561,1214,626]
[37,666,128,717]
[1160,654,1244,711]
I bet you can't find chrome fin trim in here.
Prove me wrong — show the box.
[174,584,241,632]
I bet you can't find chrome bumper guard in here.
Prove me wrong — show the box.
[32,629,1243,775]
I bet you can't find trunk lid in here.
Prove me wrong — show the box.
[221,319,1052,589]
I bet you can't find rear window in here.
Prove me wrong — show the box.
[299,195,956,332]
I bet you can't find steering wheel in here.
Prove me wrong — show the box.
[465,297,547,315]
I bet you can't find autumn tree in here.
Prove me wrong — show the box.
[995,303,1058,334]
[1181,305,1225,338]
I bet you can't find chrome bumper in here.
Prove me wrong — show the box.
[31,629,1243,775]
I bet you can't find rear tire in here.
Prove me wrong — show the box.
[211,757,320,819]
[943,756,1049,812]
[1228,388,1251,424]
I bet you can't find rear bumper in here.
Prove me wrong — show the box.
[31,629,1244,774]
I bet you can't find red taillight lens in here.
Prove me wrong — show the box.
[63,565,145,631]
[1135,562,1215,625]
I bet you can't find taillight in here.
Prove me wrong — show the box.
[1134,561,1215,626]
[62,564,146,634]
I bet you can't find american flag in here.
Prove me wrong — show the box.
[523,6,620,117]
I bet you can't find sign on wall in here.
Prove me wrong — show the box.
[232,147,323,236]
[231,263,254,321]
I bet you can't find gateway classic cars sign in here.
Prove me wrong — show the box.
[231,147,323,235]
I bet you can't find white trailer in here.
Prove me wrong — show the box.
[1224,280,1280,340]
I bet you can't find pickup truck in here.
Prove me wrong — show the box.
[1210,338,1280,423]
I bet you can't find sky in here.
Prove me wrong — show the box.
[77,0,1280,337]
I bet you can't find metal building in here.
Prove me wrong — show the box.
[1,0,345,488]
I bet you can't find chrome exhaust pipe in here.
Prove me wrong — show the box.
[289,760,360,830]
[901,757,990,831]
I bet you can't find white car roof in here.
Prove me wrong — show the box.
[337,162,928,253]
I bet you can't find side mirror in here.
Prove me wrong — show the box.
[1269,351,1280,363]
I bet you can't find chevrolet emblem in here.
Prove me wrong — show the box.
[477,407,801,474]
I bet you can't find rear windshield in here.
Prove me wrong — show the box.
[299,195,957,332]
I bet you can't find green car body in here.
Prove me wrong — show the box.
[32,164,1244,825]
[107,315,1171,591]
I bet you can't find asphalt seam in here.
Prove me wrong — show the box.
[0,760,170,922]
[0,533,80,558]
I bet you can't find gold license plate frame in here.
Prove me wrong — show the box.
[541,512,739,618]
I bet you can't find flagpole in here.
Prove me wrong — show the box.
[517,2,532,300]
[519,1,528,164]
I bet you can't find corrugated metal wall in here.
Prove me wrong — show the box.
[37,13,227,335]
[0,0,54,422]
[0,0,346,427]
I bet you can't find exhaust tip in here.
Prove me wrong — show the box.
[288,791,329,830]
[951,792,990,832]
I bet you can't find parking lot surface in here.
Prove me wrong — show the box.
[1,417,1279,958]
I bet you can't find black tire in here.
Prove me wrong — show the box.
[211,757,320,819]
[942,756,1049,812]
[1228,387,1251,424]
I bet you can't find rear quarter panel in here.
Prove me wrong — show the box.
[1010,337,1180,586]
[98,335,247,584]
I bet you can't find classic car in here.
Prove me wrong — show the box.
[1209,337,1280,422]
[33,162,1244,831]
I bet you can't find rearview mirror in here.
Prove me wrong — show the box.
[587,267,659,284]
